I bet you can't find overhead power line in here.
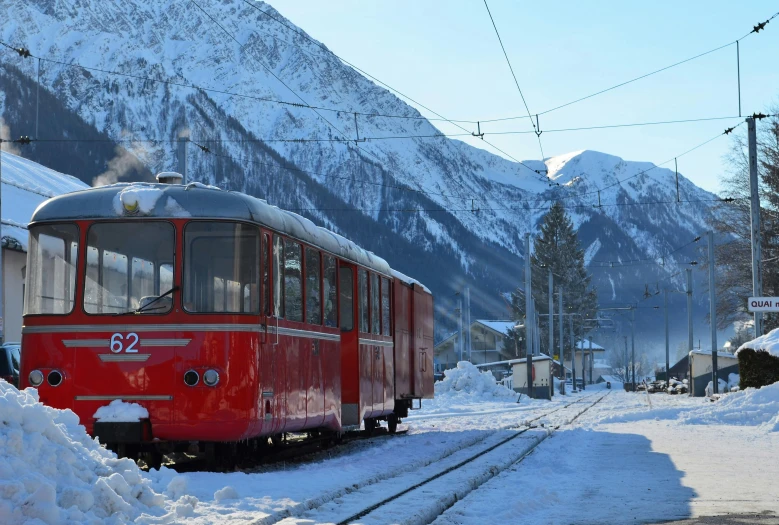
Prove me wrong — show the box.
[482,0,545,162]
[512,10,779,119]
[235,0,551,183]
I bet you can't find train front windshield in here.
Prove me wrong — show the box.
[83,222,175,314]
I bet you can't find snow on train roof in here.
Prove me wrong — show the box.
[30,182,392,275]
[391,269,431,294]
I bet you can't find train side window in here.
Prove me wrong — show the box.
[284,239,303,322]
[358,269,369,333]
[262,234,270,316]
[273,235,283,317]
[339,267,353,331]
[305,248,322,324]
[381,277,391,336]
[370,273,380,335]
[324,256,337,327]
[26,223,79,315]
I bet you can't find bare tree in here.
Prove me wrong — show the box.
[708,110,779,331]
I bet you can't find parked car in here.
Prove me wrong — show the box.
[0,342,21,388]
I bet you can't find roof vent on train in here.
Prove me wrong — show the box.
[156,172,184,185]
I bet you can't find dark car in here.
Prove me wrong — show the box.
[0,342,21,388]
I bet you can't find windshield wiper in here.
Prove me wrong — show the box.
[113,286,180,316]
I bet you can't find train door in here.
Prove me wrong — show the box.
[260,234,286,436]
[338,263,360,427]
[356,269,374,421]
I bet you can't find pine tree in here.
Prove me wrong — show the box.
[507,202,598,359]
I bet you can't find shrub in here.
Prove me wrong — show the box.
[737,348,779,388]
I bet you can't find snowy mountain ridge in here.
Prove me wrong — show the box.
[0,0,718,340]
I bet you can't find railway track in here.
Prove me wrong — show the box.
[256,392,604,525]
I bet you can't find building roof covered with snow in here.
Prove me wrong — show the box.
[575,338,605,351]
[474,320,516,335]
[1,151,89,252]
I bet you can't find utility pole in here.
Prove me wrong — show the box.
[631,307,636,389]
[589,338,594,385]
[177,136,188,185]
[558,287,564,393]
[525,233,533,398]
[748,117,763,337]
[0,147,3,344]
[588,338,593,386]
[687,269,694,354]
[548,269,554,359]
[623,336,628,385]
[569,315,576,392]
[457,297,463,361]
[464,287,472,361]
[664,289,670,380]
[709,230,718,394]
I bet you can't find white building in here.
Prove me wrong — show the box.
[434,320,517,371]
[564,338,607,384]
[1,151,89,342]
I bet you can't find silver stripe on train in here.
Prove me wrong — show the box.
[359,338,395,347]
[140,339,191,347]
[24,324,264,334]
[63,338,191,348]
[98,354,151,362]
[62,339,110,348]
[74,395,172,401]
[26,324,340,342]
[269,326,341,341]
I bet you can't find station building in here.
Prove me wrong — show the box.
[0,151,88,343]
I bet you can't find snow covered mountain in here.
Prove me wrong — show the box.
[0,0,718,343]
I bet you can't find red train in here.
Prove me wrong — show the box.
[20,173,434,465]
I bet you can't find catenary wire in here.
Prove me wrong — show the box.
[482,0,545,161]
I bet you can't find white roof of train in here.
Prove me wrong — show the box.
[30,181,400,277]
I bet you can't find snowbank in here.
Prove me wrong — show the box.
[0,383,169,524]
[435,362,516,399]
[599,382,779,432]
[93,400,149,423]
[681,382,779,430]
[737,326,779,356]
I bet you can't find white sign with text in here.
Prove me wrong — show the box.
[747,297,779,312]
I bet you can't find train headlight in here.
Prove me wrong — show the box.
[184,370,199,387]
[120,193,140,214]
[47,370,63,387]
[203,369,220,387]
[28,370,44,387]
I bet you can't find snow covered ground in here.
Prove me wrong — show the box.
[4,373,779,524]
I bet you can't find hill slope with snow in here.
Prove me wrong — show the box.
[0,0,717,341]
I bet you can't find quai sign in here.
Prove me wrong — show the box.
[747,297,779,312]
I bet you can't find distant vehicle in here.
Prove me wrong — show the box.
[434,372,445,382]
[0,342,21,388]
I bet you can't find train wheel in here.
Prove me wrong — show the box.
[140,450,163,471]
[364,418,377,436]
[387,413,399,434]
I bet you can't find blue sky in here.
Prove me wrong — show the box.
[272,1,779,193]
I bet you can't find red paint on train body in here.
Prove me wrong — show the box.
[20,183,433,449]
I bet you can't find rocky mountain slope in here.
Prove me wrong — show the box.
[0,0,719,344]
